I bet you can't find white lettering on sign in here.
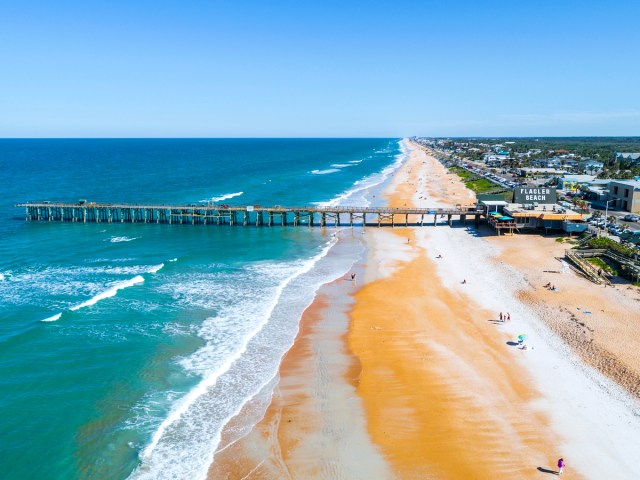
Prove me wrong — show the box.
[521,189,550,195]
[514,187,555,203]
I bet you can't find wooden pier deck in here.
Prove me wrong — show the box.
[16,202,485,227]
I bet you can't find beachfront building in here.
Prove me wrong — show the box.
[480,200,586,234]
[479,187,587,234]
[505,203,585,233]
[607,180,640,213]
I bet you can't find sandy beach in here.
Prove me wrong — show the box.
[208,139,640,479]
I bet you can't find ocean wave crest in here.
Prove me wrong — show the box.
[41,313,62,322]
[330,163,355,168]
[199,192,243,203]
[69,275,145,311]
[107,236,141,243]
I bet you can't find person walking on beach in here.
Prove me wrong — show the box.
[557,457,565,475]
[507,312,511,322]
[499,312,503,322]
[351,273,356,281]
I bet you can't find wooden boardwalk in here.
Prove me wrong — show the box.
[16,202,485,227]
[565,248,640,285]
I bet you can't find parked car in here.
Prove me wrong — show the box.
[623,214,639,222]
[620,231,633,241]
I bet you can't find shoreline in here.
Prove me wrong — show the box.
[207,139,640,479]
[208,252,392,479]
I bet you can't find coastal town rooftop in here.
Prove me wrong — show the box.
[503,202,583,221]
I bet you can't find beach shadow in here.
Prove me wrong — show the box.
[506,341,519,346]
[537,466,558,475]
[488,319,503,324]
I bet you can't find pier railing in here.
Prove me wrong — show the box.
[16,202,486,228]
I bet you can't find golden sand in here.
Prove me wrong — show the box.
[346,143,567,478]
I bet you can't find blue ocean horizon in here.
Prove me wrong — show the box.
[0,138,404,479]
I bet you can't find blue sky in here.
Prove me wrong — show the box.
[1,0,639,137]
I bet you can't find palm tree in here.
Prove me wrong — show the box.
[577,199,587,213]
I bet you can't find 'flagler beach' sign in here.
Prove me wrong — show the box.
[513,187,556,203]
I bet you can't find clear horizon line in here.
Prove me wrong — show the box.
[1,135,640,140]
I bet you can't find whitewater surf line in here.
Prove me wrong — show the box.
[129,236,341,480]
[39,263,165,322]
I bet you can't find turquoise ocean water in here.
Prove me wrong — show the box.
[0,139,404,479]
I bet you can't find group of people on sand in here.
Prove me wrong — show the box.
[543,282,557,291]
[498,312,511,323]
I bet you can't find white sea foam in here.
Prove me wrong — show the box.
[0,273,5,281]
[311,168,340,175]
[349,160,362,164]
[199,192,243,203]
[169,258,178,263]
[331,163,354,168]
[69,275,145,311]
[41,313,62,322]
[108,236,141,243]
[128,236,347,480]
[90,258,136,263]
[146,264,164,274]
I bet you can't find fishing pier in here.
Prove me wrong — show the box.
[17,202,485,228]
